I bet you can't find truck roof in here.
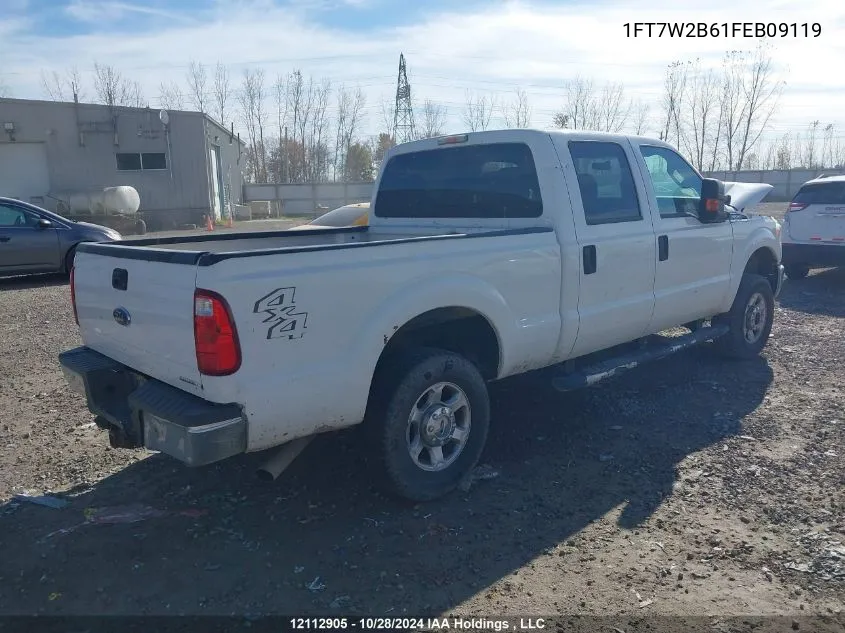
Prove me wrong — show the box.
[388,128,675,156]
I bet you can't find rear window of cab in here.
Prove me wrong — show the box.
[375,142,543,219]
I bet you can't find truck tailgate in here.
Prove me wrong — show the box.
[72,249,204,397]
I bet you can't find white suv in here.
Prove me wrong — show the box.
[781,175,845,279]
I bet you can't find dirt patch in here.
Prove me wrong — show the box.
[0,263,842,619]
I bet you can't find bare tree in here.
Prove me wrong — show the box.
[41,66,85,101]
[186,60,208,113]
[380,97,396,136]
[158,81,184,109]
[273,73,289,182]
[733,44,783,171]
[42,71,67,101]
[254,69,269,182]
[93,62,144,107]
[212,62,231,125]
[660,61,688,147]
[502,88,531,128]
[238,68,269,182]
[127,80,146,108]
[419,99,447,138]
[308,78,332,181]
[685,63,720,170]
[720,51,750,171]
[462,90,495,132]
[821,124,836,168]
[774,133,793,169]
[802,120,821,169]
[554,77,598,130]
[289,70,315,182]
[93,62,124,107]
[334,85,366,180]
[597,82,630,133]
[631,99,650,135]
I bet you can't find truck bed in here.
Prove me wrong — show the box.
[80,225,549,262]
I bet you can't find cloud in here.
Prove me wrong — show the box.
[64,0,196,24]
[1,0,843,140]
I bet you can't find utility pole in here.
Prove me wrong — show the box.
[393,53,416,143]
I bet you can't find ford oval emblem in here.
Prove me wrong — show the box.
[113,307,131,327]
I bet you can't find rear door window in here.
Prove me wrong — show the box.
[375,142,543,219]
[567,141,642,225]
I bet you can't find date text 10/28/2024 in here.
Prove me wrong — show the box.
[623,22,821,38]
[290,618,547,631]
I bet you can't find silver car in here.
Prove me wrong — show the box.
[0,197,122,277]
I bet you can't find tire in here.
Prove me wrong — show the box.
[365,347,490,502]
[64,246,77,275]
[713,274,775,359]
[134,219,147,235]
[784,263,809,280]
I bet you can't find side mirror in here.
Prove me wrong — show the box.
[698,178,728,223]
[36,218,52,229]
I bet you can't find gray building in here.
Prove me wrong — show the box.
[0,97,245,232]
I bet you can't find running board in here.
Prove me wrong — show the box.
[551,324,730,393]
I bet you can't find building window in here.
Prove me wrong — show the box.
[116,153,142,171]
[142,153,167,170]
[116,152,167,171]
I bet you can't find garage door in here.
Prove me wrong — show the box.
[0,143,51,201]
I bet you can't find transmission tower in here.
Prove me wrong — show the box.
[392,53,416,143]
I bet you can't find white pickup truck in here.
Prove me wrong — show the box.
[59,130,783,501]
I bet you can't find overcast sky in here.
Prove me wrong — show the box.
[2,0,843,143]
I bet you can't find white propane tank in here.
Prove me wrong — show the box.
[65,186,141,216]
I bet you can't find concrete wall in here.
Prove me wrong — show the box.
[242,168,845,214]
[0,98,244,230]
[703,169,845,202]
[243,181,374,216]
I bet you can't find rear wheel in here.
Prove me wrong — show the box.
[784,263,809,280]
[365,347,490,502]
[714,274,774,359]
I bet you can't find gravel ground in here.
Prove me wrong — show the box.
[0,203,843,625]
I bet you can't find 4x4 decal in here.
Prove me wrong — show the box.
[253,287,308,340]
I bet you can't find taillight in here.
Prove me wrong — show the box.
[194,289,241,376]
[788,202,808,212]
[70,266,79,326]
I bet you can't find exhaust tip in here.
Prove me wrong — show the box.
[255,436,315,483]
[256,468,277,482]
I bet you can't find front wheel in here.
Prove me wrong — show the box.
[714,274,775,359]
[365,347,490,502]
[64,246,77,275]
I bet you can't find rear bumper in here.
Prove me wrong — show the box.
[782,242,845,267]
[58,346,246,466]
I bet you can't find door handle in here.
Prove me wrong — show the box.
[583,244,597,275]
[0,237,10,243]
[658,235,669,261]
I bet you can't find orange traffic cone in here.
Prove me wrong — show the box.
[205,214,215,231]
